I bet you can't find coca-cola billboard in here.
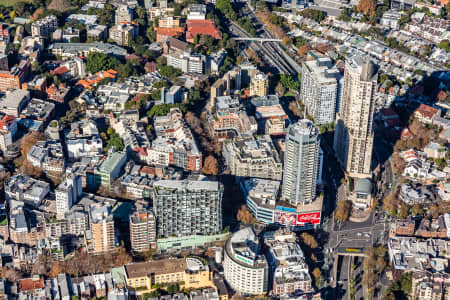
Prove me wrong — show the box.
[296,212,321,225]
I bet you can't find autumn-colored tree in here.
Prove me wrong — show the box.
[288,101,302,118]
[236,205,256,224]
[275,81,286,96]
[48,262,63,278]
[20,132,45,156]
[1,267,23,282]
[357,0,376,17]
[19,159,43,178]
[375,256,386,273]
[312,267,322,282]
[29,7,44,22]
[300,232,318,249]
[335,200,352,222]
[392,152,406,175]
[185,112,201,130]
[412,204,424,216]
[202,155,219,175]
[383,191,399,216]
[114,246,132,266]
[430,203,440,219]
[397,203,409,219]
[297,44,311,56]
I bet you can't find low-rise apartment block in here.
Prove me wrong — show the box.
[223,135,282,180]
[31,15,58,37]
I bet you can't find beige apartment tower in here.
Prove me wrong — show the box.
[250,72,269,97]
[129,208,156,252]
[333,55,378,179]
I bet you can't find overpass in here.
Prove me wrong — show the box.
[331,249,368,289]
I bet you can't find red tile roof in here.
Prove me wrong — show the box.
[185,19,222,42]
[0,115,15,130]
[51,66,69,76]
[18,278,45,292]
[415,104,439,120]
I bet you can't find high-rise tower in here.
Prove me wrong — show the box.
[333,55,378,178]
[282,119,320,206]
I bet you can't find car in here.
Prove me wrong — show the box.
[357,232,362,237]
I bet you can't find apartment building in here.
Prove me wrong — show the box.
[89,205,116,253]
[27,140,65,174]
[210,95,257,139]
[241,178,280,224]
[55,175,82,220]
[152,179,223,238]
[129,208,156,252]
[31,15,58,37]
[124,257,214,293]
[115,5,133,24]
[109,24,137,46]
[223,135,282,180]
[158,16,181,28]
[333,55,378,179]
[300,57,340,124]
[223,227,268,296]
[165,51,205,74]
[282,120,320,206]
[0,60,31,92]
[92,152,127,188]
[143,108,202,171]
[0,114,17,152]
[249,72,269,97]
[264,229,312,297]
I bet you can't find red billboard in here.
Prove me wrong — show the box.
[297,212,321,225]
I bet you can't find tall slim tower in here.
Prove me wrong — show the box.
[55,175,82,220]
[282,119,320,206]
[333,55,378,179]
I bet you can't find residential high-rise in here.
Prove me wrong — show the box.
[115,5,133,24]
[250,72,269,97]
[333,55,378,179]
[300,57,340,124]
[89,205,116,253]
[152,180,223,238]
[55,175,82,220]
[129,208,156,252]
[282,119,320,206]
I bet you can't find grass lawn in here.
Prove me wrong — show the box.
[0,0,31,6]
[285,91,296,97]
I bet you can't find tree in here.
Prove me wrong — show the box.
[49,262,63,277]
[335,200,352,222]
[236,205,256,224]
[430,203,440,219]
[300,232,318,249]
[20,132,45,156]
[288,101,302,117]
[357,0,376,17]
[275,81,286,96]
[375,256,386,272]
[202,155,219,175]
[397,203,409,219]
[280,74,299,90]
[312,267,322,282]
[412,204,423,216]
[86,52,120,74]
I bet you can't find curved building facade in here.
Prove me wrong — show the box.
[223,227,268,296]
